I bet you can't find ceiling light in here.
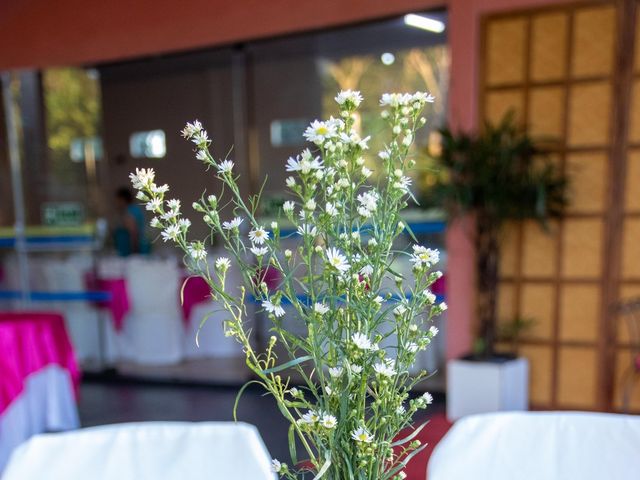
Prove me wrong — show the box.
[404,14,446,33]
[381,52,395,65]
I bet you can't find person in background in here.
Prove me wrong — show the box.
[113,187,150,256]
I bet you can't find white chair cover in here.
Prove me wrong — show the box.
[0,365,79,473]
[117,256,184,364]
[183,257,246,359]
[2,421,276,480]
[428,411,640,480]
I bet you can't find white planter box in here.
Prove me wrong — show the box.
[446,356,529,421]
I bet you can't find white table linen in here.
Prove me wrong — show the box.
[0,365,79,473]
[428,411,640,480]
[2,421,275,480]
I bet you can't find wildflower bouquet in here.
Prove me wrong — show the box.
[130,90,446,480]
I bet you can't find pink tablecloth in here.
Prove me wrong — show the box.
[0,312,80,416]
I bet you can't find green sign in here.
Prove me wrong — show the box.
[41,202,85,227]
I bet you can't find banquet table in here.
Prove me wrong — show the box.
[2,421,276,480]
[0,312,80,472]
[428,411,640,480]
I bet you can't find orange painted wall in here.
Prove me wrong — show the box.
[0,0,442,69]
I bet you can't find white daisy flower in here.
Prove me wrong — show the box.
[321,414,338,429]
[222,216,243,230]
[423,290,437,305]
[161,225,180,242]
[304,198,316,211]
[301,410,320,424]
[350,364,363,375]
[396,405,406,415]
[410,245,440,268]
[271,459,283,473]
[285,150,324,174]
[314,303,329,315]
[150,217,161,228]
[326,248,350,273]
[215,257,231,272]
[407,342,419,353]
[394,304,407,316]
[249,227,269,245]
[351,332,372,350]
[297,224,318,237]
[146,198,162,211]
[187,243,207,261]
[151,183,169,194]
[285,176,296,188]
[422,392,434,405]
[303,120,337,144]
[166,199,181,211]
[413,91,435,103]
[178,218,191,231]
[373,359,396,378]
[325,202,338,217]
[393,175,413,193]
[180,120,203,139]
[358,206,373,218]
[358,190,380,212]
[160,210,177,222]
[192,130,209,146]
[335,89,363,107]
[195,150,208,161]
[328,366,343,377]
[351,426,373,443]
[250,246,269,257]
[439,302,448,311]
[217,160,234,174]
[262,299,285,318]
[282,201,295,213]
[429,326,439,337]
[373,295,384,305]
[129,168,155,189]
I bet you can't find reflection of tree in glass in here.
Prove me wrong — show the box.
[321,46,449,191]
[43,68,101,201]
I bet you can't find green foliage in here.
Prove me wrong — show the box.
[425,113,568,226]
[424,113,569,355]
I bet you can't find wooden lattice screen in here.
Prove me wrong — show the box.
[480,0,640,411]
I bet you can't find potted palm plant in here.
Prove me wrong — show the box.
[425,113,568,419]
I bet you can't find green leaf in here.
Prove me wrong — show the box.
[288,423,298,465]
[233,380,265,421]
[312,453,331,480]
[195,310,220,348]
[390,419,430,447]
[260,355,312,375]
[385,443,428,479]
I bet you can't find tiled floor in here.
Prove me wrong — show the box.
[79,380,445,464]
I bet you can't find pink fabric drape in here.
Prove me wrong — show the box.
[86,274,131,332]
[95,278,130,332]
[0,312,80,416]
[181,276,211,325]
